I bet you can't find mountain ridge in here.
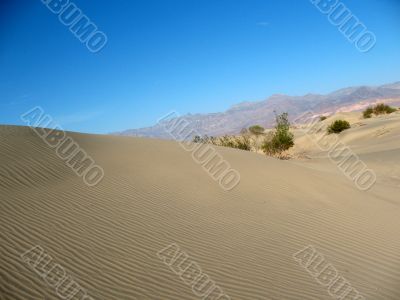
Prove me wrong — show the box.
[114,81,400,139]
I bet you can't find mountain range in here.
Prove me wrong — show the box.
[114,81,400,139]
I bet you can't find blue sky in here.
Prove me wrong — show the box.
[1,0,400,133]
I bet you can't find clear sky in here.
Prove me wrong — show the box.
[1,0,400,133]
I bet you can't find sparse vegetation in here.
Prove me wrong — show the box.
[193,134,251,151]
[327,120,351,134]
[248,125,265,135]
[363,103,397,119]
[219,135,252,151]
[374,103,397,115]
[319,116,328,121]
[193,135,211,144]
[363,107,374,119]
[193,113,296,157]
[261,112,294,158]
[192,135,202,143]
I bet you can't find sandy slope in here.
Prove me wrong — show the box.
[0,116,399,299]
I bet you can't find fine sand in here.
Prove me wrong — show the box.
[1,112,400,299]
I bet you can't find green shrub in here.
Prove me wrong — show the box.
[248,125,265,135]
[327,120,351,134]
[319,116,328,121]
[363,103,396,118]
[373,103,396,115]
[363,107,373,119]
[261,112,294,156]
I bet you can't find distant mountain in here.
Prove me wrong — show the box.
[114,82,400,139]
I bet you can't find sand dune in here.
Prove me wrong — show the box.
[1,114,400,299]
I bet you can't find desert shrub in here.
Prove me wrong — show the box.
[194,134,251,151]
[209,136,218,145]
[192,135,208,143]
[218,135,235,148]
[261,112,294,156]
[235,135,252,151]
[219,135,251,151]
[248,125,265,135]
[363,107,373,119]
[319,116,328,121]
[192,135,217,145]
[192,135,202,143]
[327,120,350,134]
[363,104,396,118]
[373,103,396,115]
